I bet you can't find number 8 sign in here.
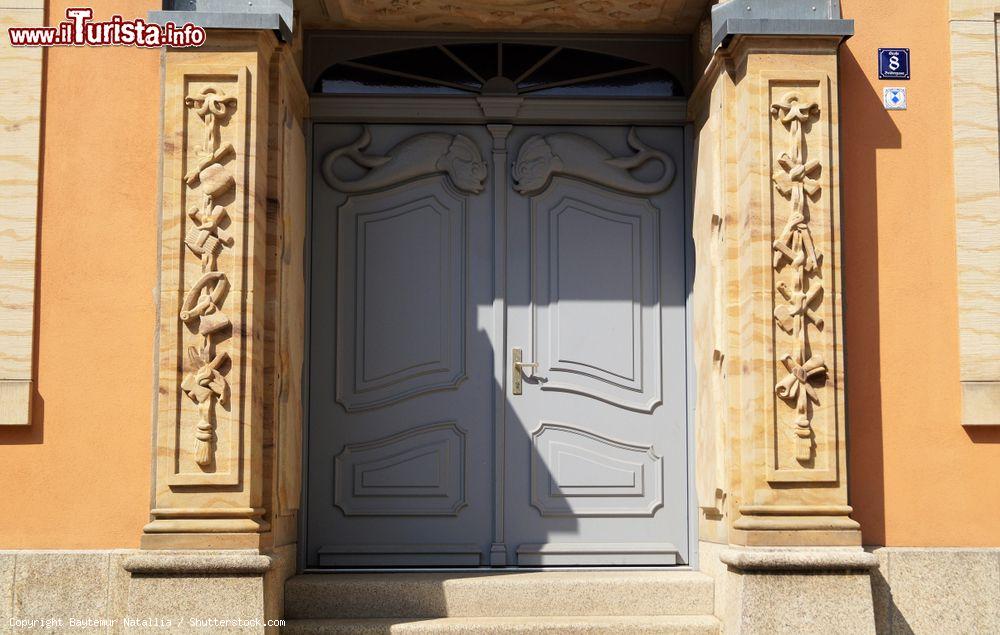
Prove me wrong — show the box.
[878,48,911,80]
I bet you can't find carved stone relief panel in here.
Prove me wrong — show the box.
[690,41,857,546]
[163,67,250,487]
[146,35,278,546]
[763,74,838,483]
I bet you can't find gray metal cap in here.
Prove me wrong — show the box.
[711,0,854,50]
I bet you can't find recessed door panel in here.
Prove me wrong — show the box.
[530,422,664,516]
[336,181,467,411]
[533,187,662,412]
[334,421,467,516]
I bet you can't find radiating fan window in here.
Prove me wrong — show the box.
[315,43,681,98]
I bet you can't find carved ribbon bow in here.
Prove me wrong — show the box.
[775,354,827,412]
[770,92,820,126]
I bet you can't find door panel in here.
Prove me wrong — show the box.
[532,182,662,412]
[307,123,688,568]
[504,126,689,566]
[308,124,496,567]
[335,179,467,411]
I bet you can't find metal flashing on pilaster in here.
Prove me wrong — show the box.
[150,0,293,42]
[711,0,854,50]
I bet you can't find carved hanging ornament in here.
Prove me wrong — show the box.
[512,127,676,195]
[770,91,828,464]
[180,85,237,468]
[321,126,487,194]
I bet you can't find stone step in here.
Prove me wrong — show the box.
[284,571,714,619]
[282,615,722,634]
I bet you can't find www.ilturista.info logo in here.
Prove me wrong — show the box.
[8,7,206,48]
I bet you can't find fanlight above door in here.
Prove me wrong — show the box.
[314,43,682,98]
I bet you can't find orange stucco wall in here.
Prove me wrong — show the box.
[841,0,1000,547]
[0,1,160,548]
[0,1,996,549]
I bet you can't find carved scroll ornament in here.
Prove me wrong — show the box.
[512,128,676,196]
[321,126,487,194]
[770,92,828,464]
[180,86,237,468]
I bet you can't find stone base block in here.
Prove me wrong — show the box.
[124,574,266,633]
[0,548,295,635]
[724,568,876,634]
[870,547,1000,634]
[121,547,295,634]
[711,546,878,634]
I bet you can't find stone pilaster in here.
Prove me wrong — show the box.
[144,31,278,549]
[694,36,861,549]
[729,36,859,547]
[691,33,874,634]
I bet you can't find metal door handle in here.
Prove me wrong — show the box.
[511,347,538,395]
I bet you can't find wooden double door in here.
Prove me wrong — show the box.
[306,123,689,568]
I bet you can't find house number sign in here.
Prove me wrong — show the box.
[878,48,910,80]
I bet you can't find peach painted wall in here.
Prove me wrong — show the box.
[0,1,160,548]
[840,1,1000,547]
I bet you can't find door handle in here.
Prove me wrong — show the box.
[511,347,538,396]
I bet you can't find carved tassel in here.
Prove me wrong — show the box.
[195,397,215,467]
[794,417,812,462]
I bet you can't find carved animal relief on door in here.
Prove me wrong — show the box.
[322,127,487,411]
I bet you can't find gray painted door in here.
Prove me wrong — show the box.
[504,126,689,566]
[307,123,687,568]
